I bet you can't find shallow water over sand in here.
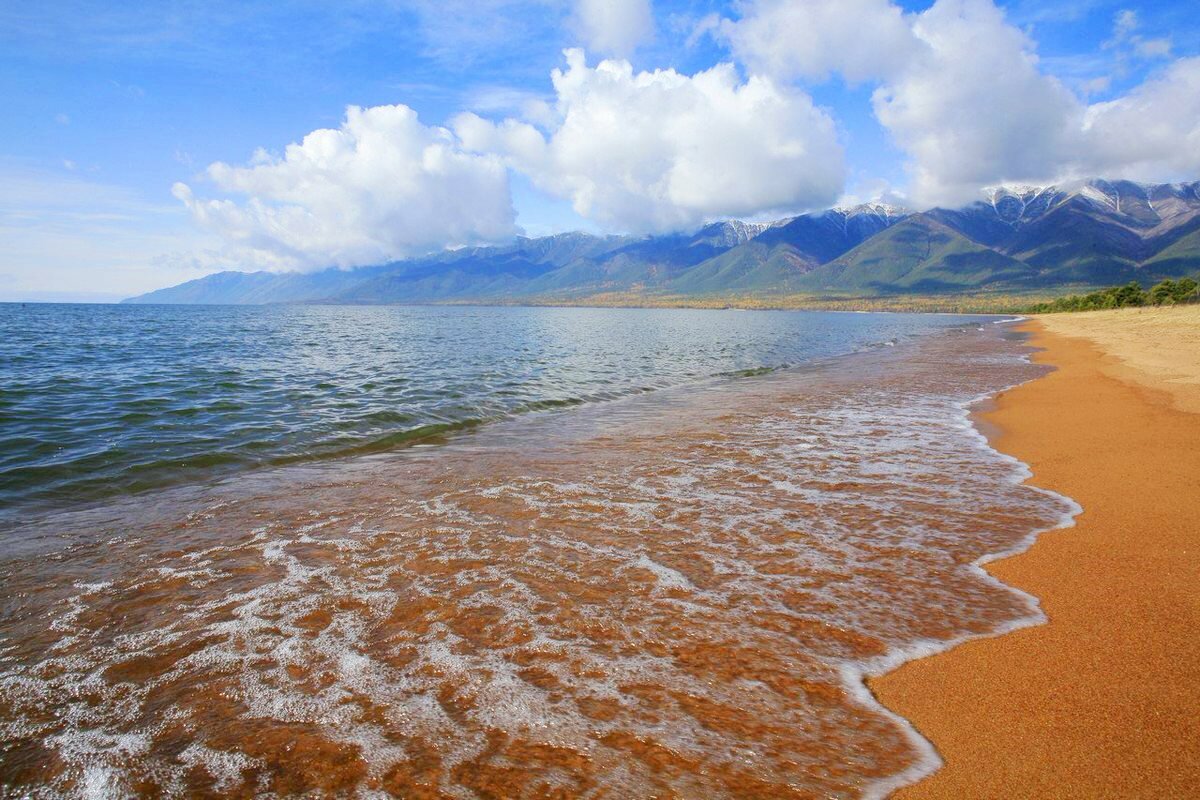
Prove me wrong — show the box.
[0,324,1074,798]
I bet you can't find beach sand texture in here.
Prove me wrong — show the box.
[873,305,1200,798]
[1038,305,1200,414]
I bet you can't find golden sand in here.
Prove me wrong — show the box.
[1037,304,1200,413]
[872,307,1200,797]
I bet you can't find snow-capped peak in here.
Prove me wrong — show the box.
[692,219,771,247]
[831,201,910,218]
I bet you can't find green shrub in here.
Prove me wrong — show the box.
[1027,276,1199,313]
[1146,278,1200,306]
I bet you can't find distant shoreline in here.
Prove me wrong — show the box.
[7,293,1049,315]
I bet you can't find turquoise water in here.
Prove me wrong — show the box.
[0,304,990,518]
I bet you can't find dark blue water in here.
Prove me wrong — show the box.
[0,304,992,517]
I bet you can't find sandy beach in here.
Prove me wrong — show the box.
[873,305,1200,797]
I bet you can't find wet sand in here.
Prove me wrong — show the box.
[873,309,1200,797]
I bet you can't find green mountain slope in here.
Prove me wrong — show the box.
[1001,199,1144,285]
[1141,227,1200,276]
[665,241,821,294]
[797,215,1035,293]
[667,207,904,294]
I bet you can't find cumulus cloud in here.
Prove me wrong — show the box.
[721,0,1200,207]
[174,104,517,270]
[718,0,918,84]
[875,0,1197,204]
[453,49,844,232]
[870,0,1083,206]
[1081,57,1200,181]
[572,0,654,58]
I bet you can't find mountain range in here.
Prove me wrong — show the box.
[126,179,1200,305]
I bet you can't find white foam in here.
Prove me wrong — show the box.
[80,764,121,800]
[177,743,262,792]
[634,554,695,592]
[853,360,1081,799]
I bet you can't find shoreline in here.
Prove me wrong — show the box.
[11,297,1041,315]
[852,326,1082,800]
[871,309,1200,797]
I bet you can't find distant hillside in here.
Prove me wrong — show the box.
[126,179,1200,305]
[797,215,1036,293]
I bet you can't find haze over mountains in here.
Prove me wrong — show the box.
[126,179,1200,305]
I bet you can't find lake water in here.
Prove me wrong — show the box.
[0,304,1076,798]
[2,304,991,521]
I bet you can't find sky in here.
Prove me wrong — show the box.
[1,0,1198,301]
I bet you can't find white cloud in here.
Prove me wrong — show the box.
[718,0,918,83]
[174,104,518,271]
[873,0,1196,205]
[870,0,1083,206]
[1113,9,1139,40]
[1135,38,1172,59]
[464,85,555,127]
[454,49,844,232]
[1081,75,1112,97]
[1105,8,1172,63]
[572,0,654,58]
[719,0,1077,205]
[720,0,1200,207]
[1081,57,1200,181]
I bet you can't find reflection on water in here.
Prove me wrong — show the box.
[0,325,1075,798]
[0,304,989,517]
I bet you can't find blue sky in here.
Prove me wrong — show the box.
[1,0,1197,301]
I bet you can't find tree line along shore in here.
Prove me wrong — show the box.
[1024,277,1200,314]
